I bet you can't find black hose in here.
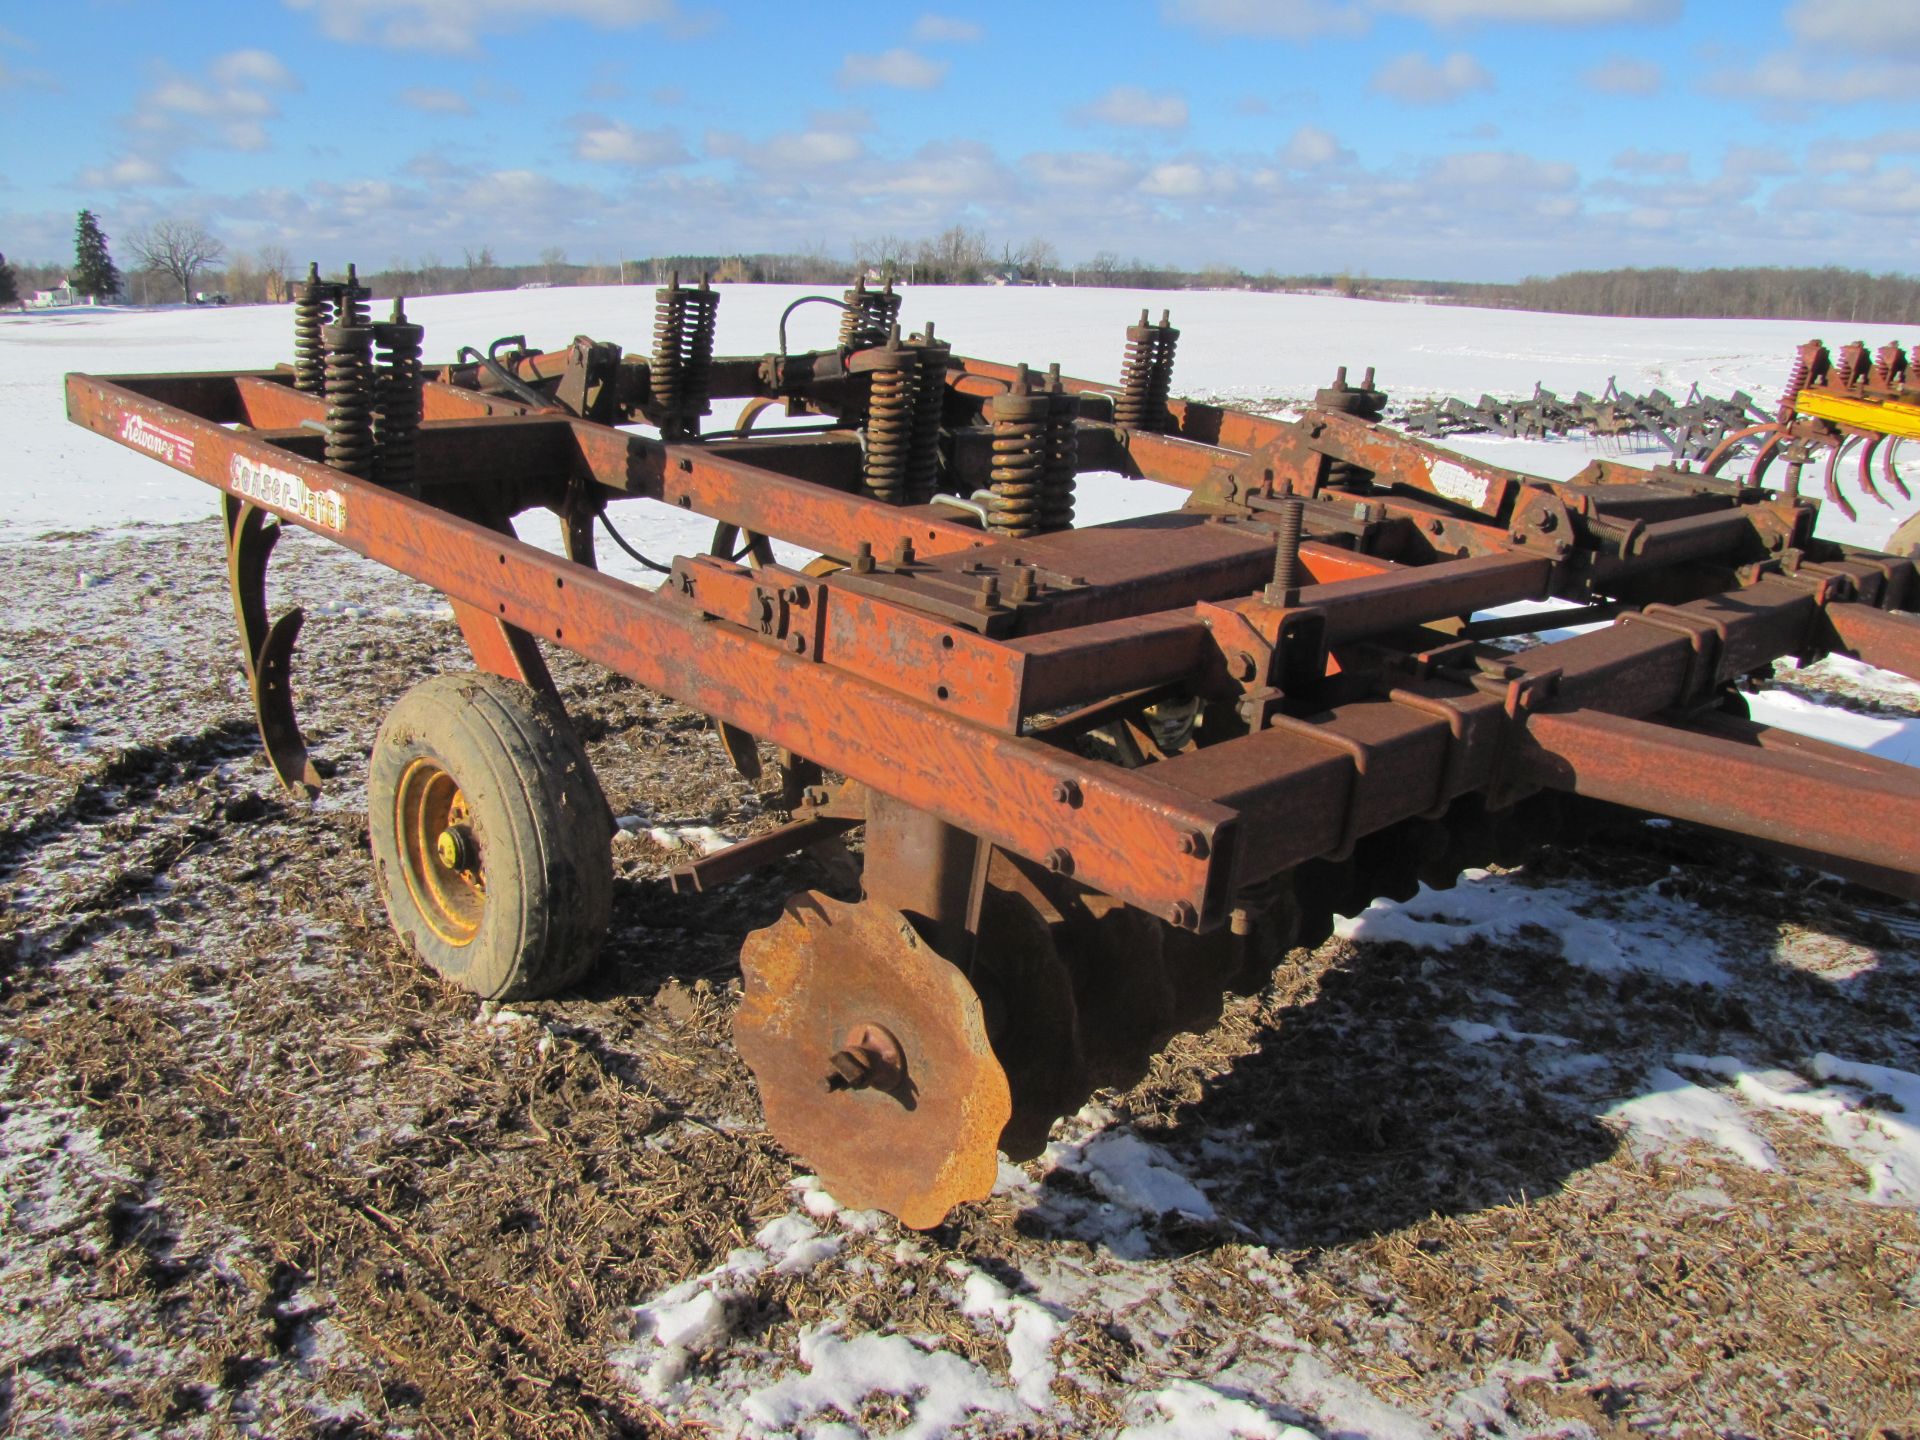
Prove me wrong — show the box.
[596,508,673,574]
[777,295,854,358]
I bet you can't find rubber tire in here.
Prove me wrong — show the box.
[368,671,613,1000]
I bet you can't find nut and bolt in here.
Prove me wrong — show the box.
[1044,847,1074,875]
[1169,900,1198,929]
[1264,496,1305,606]
[1177,830,1209,858]
[891,536,916,566]
[852,540,875,574]
[1051,779,1081,806]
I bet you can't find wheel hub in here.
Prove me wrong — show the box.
[394,758,485,947]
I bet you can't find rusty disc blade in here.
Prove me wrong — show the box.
[972,857,1086,1161]
[734,890,1011,1230]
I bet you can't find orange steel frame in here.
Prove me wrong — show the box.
[64,343,1920,926]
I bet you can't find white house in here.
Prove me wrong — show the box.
[29,281,75,308]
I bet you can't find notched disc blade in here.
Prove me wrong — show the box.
[734,891,1011,1230]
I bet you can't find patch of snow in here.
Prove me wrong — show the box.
[1603,1065,1779,1172]
[646,823,735,855]
[1446,1018,1574,1048]
[1045,1119,1217,1222]
[739,1327,1030,1439]
[1338,870,1735,986]
[1671,1052,1920,1207]
[953,1266,1061,1410]
[1118,1378,1315,1439]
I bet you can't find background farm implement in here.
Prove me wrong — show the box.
[63,275,1920,1228]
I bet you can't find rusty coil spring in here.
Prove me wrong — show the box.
[292,263,335,394]
[652,273,720,439]
[986,369,1050,538]
[838,277,901,352]
[861,333,919,505]
[1115,309,1179,432]
[1041,365,1078,532]
[322,319,375,478]
[906,324,949,504]
[372,298,425,493]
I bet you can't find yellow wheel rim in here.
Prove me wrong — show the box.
[395,757,485,946]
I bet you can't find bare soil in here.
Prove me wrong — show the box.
[2,519,1917,1439]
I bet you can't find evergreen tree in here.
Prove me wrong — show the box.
[73,210,121,302]
[0,253,18,308]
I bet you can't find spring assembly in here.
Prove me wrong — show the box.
[860,325,919,505]
[321,314,376,479]
[652,271,720,439]
[371,298,425,494]
[1835,341,1871,388]
[292,262,337,394]
[1874,342,1908,391]
[905,322,950,504]
[1041,363,1078,532]
[986,365,1050,538]
[838,276,901,352]
[1115,308,1179,432]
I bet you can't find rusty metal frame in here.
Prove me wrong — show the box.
[64,321,1920,930]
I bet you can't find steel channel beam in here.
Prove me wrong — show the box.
[1515,708,1920,874]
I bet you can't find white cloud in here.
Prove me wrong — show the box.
[1024,151,1142,190]
[571,117,690,167]
[1611,148,1689,175]
[1377,0,1677,22]
[1279,125,1355,169]
[912,13,982,42]
[400,86,471,114]
[1162,0,1368,39]
[837,48,948,90]
[1789,0,1920,57]
[765,129,866,169]
[1369,51,1494,104]
[76,155,187,189]
[211,50,295,88]
[1140,162,1213,197]
[1426,149,1575,190]
[1582,56,1661,94]
[1074,85,1188,130]
[1706,53,1920,106]
[282,0,680,51]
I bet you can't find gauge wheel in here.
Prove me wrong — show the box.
[368,671,612,1000]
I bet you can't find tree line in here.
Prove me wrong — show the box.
[6,213,1917,324]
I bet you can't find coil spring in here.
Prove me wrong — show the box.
[838,276,901,352]
[1041,364,1077,532]
[372,298,425,493]
[338,262,371,328]
[652,272,720,439]
[1836,341,1871,388]
[905,323,948,504]
[987,367,1049,538]
[1115,309,1178,432]
[322,319,375,478]
[292,262,335,394]
[861,329,918,504]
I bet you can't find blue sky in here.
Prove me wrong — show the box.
[2,0,1917,281]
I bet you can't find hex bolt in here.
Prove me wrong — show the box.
[1178,829,1209,858]
[1051,779,1080,806]
[853,540,875,574]
[891,535,916,566]
[1228,651,1257,683]
[788,633,807,655]
[1265,496,1305,606]
[1044,847,1073,875]
[974,574,1001,610]
[1169,900,1198,929]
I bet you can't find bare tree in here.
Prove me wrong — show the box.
[257,245,293,303]
[129,220,227,302]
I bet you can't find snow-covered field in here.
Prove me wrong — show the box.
[4,287,1919,1438]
